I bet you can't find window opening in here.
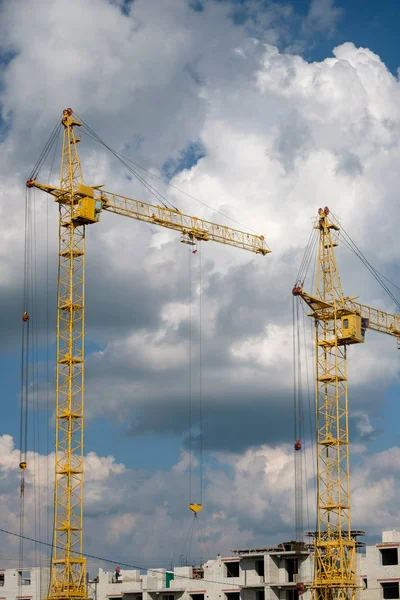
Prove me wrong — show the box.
[381,548,399,566]
[382,582,399,600]
[226,563,240,578]
[19,571,31,586]
[287,590,299,600]
[255,560,265,577]
[286,560,298,583]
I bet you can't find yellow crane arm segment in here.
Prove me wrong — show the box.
[26,181,270,256]
[343,298,400,338]
[100,190,270,255]
[294,289,400,339]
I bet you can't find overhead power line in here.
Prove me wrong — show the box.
[76,115,264,240]
[0,527,240,588]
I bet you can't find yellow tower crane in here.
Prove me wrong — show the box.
[25,108,270,600]
[293,207,400,600]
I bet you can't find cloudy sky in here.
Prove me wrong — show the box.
[1,0,400,576]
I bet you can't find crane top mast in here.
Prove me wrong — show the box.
[314,207,343,304]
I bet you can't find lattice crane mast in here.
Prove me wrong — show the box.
[293,207,400,600]
[25,108,269,600]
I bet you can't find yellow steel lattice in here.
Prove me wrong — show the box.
[295,207,400,600]
[53,109,86,599]
[26,109,270,600]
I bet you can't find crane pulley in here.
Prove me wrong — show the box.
[26,108,270,600]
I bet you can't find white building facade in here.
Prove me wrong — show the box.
[360,530,400,600]
[2,532,400,600]
[0,568,49,600]
[92,542,314,600]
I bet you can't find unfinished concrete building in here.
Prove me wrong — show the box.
[0,567,49,600]
[2,532,400,600]
[359,530,400,600]
[90,541,313,600]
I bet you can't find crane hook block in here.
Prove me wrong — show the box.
[294,439,302,451]
[22,311,29,322]
[19,461,27,472]
[189,503,203,516]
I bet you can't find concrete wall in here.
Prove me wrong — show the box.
[0,567,49,600]
[4,532,400,600]
[91,539,396,600]
[362,533,400,600]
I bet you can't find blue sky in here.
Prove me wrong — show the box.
[198,0,400,74]
[1,0,400,566]
[1,0,396,467]
[311,0,400,74]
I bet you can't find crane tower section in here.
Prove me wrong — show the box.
[294,207,356,600]
[50,109,86,599]
[294,207,400,600]
[311,208,356,600]
[292,204,400,600]
[26,108,269,600]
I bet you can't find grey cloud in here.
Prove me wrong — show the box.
[1,0,400,562]
[272,111,312,173]
[335,150,363,177]
[305,0,342,34]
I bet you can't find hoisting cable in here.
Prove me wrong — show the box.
[294,227,319,289]
[108,151,263,237]
[30,188,42,598]
[297,225,319,535]
[76,116,178,211]
[187,241,204,519]
[292,221,321,554]
[338,228,400,307]
[330,213,400,311]
[184,241,205,565]
[371,270,400,294]
[28,116,62,181]
[188,247,193,512]
[76,113,267,241]
[292,225,321,598]
[292,294,304,544]
[19,183,32,592]
[26,125,60,597]
[299,299,316,535]
[199,242,203,509]
[46,125,61,555]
